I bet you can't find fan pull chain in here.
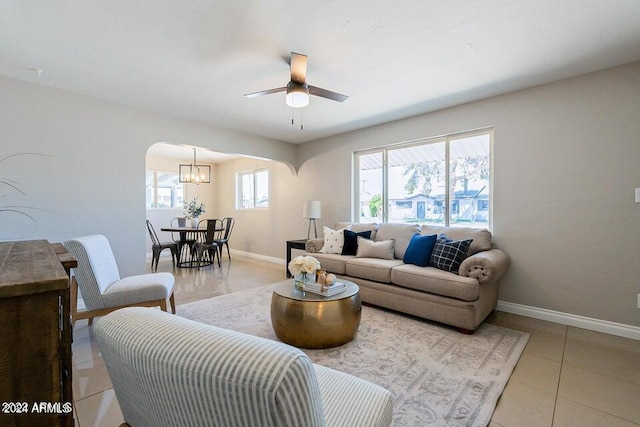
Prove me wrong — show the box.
[290,110,304,130]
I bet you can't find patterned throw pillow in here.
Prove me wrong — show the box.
[429,234,473,274]
[319,226,347,254]
[341,229,372,255]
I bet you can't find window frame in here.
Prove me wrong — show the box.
[236,168,269,210]
[353,128,493,229]
[146,170,184,209]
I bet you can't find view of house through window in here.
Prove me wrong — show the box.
[236,168,269,209]
[355,129,492,228]
[146,171,184,208]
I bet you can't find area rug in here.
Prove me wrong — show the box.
[178,284,529,427]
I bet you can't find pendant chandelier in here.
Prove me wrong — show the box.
[179,148,211,184]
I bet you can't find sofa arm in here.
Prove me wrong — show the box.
[459,249,510,285]
[305,238,324,253]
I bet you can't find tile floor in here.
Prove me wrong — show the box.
[72,256,640,427]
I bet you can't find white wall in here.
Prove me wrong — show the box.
[296,62,640,327]
[0,75,295,276]
[214,157,309,260]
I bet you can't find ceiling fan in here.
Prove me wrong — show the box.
[244,52,348,108]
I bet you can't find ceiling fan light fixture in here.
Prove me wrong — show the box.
[286,82,309,108]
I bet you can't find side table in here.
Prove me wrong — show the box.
[270,279,362,348]
[285,239,307,277]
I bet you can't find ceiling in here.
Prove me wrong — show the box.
[147,142,238,163]
[1,1,639,144]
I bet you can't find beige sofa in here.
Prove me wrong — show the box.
[304,222,510,333]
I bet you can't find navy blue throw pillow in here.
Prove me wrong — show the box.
[403,233,438,267]
[341,229,372,255]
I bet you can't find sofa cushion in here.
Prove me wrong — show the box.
[319,226,347,254]
[310,253,353,275]
[403,233,437,267]
[430,234,473,274]
[421,225,491,255]
[356,237,395,260]
[335,222,379,241]
[342,229,372,255]
[375,223,420,260]
[346,258,404,283]
[391,264,480,301]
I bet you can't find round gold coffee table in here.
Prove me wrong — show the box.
[270,279,361,349]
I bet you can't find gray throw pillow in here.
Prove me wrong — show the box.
[355,237,395,260]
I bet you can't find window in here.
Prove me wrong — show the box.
[146,171,184,208]
[354,129,492,228]
[395,201,412,209]
[236,168,269,209]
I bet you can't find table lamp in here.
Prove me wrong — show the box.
[303,200,321,240]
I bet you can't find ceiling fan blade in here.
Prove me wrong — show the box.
[243,87,287,98]
[308,85,349,102]
[290,52,308,84]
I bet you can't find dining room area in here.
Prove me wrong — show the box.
[146,216,235,270]
[145,142,239,271]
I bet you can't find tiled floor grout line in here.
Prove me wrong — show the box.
[549,327,568,426]
[558,331,640,426]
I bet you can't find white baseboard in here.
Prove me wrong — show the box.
[147,249,285,265]
[497,300,640,341]
[229,249,285,266]
[146,251,173,260]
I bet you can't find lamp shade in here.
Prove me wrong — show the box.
[303,200,321,219]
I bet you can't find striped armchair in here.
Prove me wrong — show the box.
[64,234,175,325]
[96,307,393,427]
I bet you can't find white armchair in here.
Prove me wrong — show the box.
[96,307,393,427]
[64,234,175,325]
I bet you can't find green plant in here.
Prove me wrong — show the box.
[369,194,382,218]
[183,196,206,218]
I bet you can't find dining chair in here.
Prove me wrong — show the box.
[63,234,176,326]
[194,219,223,269]
[215,217,235,261]
[197,218,211,242]
[146,220,177,271]
[171,216,196,264]
[169,217,186,241]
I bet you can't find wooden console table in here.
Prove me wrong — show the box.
[0,240,77,427]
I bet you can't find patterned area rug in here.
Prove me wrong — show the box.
[178,284,529,427]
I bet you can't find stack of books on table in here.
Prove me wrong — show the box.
[302,281,346,297]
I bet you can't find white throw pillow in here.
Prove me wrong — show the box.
[319,226,346,254]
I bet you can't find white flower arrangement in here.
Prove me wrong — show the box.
[184,196,206,219]
[288,255,321,277]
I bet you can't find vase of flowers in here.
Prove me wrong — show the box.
[184,196,206,227]
[288,255,321,290]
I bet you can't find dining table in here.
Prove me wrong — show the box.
[160,226,211,268]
